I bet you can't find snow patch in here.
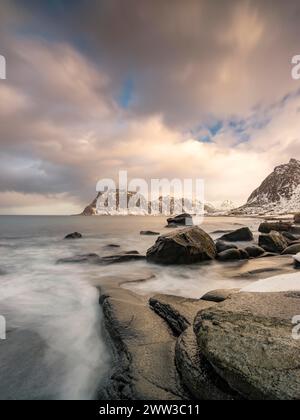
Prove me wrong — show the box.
[240,272,300,293]
[294,253,300,263]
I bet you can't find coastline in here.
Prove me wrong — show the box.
[0,214,299,400]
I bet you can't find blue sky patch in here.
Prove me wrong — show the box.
[119,77,134,109]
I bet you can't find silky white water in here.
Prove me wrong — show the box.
[0,215,262,399]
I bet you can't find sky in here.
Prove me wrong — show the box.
[1,0,300,214]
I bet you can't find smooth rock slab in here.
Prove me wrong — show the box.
[175,328,239,400]
[57,253,101,264]
[57,252,146,265]
[99,288,188,400]
[194,292,300,400]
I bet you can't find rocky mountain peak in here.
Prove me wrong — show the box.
[238,158,300,214]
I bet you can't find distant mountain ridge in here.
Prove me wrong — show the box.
[81,159,300,217]
[81,190,214,216]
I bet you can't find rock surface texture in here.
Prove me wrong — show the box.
[146,226,217,265]
[194,292,300,400]
[149,294,216,336]
[259,232,288,253]
[99,286,189,400]
[175,328,239,400]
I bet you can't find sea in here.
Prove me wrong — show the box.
[0,215,261,400]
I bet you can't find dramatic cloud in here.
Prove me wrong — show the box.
[1,0,300,214]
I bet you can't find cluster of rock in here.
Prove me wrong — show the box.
[257,221,300,260]
[146,222,300,266]
[62,215,300,268]
[62,214,300,400]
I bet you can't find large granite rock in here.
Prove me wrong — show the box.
[146,226,217,265]
[259,231,288,253]
[259,222,293,234]
[194,292,300,400]
[219,227,254,242]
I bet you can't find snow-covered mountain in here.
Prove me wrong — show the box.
[81,190,214,216]
[236,158,300,215]
[220,200,236,211]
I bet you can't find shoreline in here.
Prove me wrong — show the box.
[0,215,299,400]
[96,270,300,400]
